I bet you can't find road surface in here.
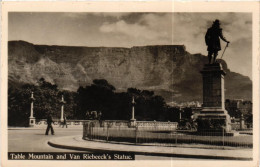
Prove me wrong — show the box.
[8,128,201,160]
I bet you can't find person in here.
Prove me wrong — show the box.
[45,114,55,135]
[97,111,102,121]
[205,19,230,64]
[97,111,102,126]
[62,115,68,128]
[91,111,97,120]
[86,111,90,120]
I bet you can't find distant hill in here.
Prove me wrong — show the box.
[8,40,252,103]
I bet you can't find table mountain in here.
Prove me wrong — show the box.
[8,40,252,103]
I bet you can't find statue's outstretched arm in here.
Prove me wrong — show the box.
[220,29,230,43]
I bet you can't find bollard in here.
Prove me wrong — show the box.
[106,126,109,141]
[175,133,177,144]
[135,126,138,144]
[222,127,225,149]
[91,124,93,140]
[83,124,85,139]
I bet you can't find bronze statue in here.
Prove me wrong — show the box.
[205,19,230,64]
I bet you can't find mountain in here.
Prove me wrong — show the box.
[8,40,252,103]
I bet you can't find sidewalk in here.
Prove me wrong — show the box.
[48,135,252,160]
[8,127,82,130]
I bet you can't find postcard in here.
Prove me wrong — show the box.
[1,1,259,167]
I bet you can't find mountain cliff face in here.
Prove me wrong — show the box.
[8,41,252,103]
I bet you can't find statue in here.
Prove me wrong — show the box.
[197,21,233,133]
[205,19,230,64]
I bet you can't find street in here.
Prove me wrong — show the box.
[8,128,200,160]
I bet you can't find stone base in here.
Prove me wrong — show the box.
[29,117,36,127]
[129,119,136,127]
[200,107,229,114]
[196,108,231,132]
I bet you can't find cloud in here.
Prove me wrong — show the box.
[172,13,251,51]
[99,12,252,78]
[66,12,252,78]
[61,13,131,19]
[100,20,165,40]
[9,12,252,78]
[99,13,172,45]
[171,13,252,78]
[90,13,131,18]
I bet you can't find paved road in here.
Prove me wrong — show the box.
[8,128,85,152]
[8,128,198,160]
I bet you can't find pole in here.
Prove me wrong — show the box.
[60,95,65,122]
[132,96,135,120]
[106,125,109,141]
[222,127,225,149]
[30,92,34,118]
[135,126,138,144]
[91,123,94,140]
[29,91,36,127]
[220,42,229,59]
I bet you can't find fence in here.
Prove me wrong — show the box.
[83,121,252,148]
[34,119,91,128]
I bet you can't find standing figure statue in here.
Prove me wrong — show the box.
[205,19,230,64]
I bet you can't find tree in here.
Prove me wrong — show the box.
[127,88,167,121]
[76,79,116,120]
[76,80,169,121]
[8,78,77,126]
[8,84,34,126]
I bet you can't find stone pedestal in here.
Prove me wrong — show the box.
[29,92,35,127]
[129,96,137,127]
[197,63,231,132]
[29,117,36,127]
[60,95,66,122]
[130,119,137,127]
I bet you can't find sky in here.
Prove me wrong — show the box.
[8,12,252,79]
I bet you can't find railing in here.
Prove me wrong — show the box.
[83,121,252,148]
[136,121,178,130]
[33,118,179,129]
[101,120,129,128]
[34,119,92,127]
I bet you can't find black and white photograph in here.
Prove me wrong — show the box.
[1,1,259,167]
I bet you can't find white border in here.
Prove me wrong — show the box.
[1,1,259,167]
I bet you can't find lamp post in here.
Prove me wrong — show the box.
[131,96,136,120]
[240,113,245,130]
[179,107,183,122]
[60,95,66,122]
[130,96,136,127]
[29,92,36,127]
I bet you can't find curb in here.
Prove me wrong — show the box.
[81,138,242,150]
[8,127,82,130]
[48,138,252,160]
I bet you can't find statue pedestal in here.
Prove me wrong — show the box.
[197,63,231,132]
[29,117,36,127]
